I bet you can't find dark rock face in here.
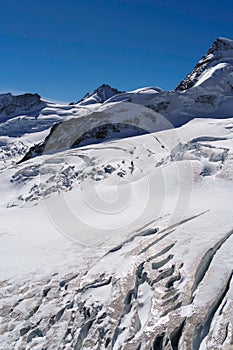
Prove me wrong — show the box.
[176,38,233,91]
[20,326,31,336]
[27,328,43,343]
[0,93,45,120]
[18,122,62,163]
[208,37,233,53]
[71,123,146,148]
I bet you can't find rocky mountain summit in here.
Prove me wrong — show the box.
[0,92,45,121]
[176,37,233,91]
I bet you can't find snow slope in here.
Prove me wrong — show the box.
[1,37,233,350]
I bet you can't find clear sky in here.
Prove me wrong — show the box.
[1,0,233,102]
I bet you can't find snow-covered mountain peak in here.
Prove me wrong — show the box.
[176,37,233,91]
[76,83,123,105]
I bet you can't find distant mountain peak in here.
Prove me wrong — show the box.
[176,36,233,91]
[75,84,124,105]
[94,83,121,93]
[0,92,45,121]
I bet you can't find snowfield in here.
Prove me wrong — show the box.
[1,37,233,350]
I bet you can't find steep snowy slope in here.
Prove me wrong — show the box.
[1,37,233,350]
[176,37,233,91]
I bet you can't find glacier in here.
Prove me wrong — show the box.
[1,37,233,349]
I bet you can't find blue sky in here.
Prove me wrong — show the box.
[1,0,233,102]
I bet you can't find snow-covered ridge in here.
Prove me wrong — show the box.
[0,92,45,122]
[19,102,171,162]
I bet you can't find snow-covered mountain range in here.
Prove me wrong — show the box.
[1,37,233,350]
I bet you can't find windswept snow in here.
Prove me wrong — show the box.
[193,62,228,87]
